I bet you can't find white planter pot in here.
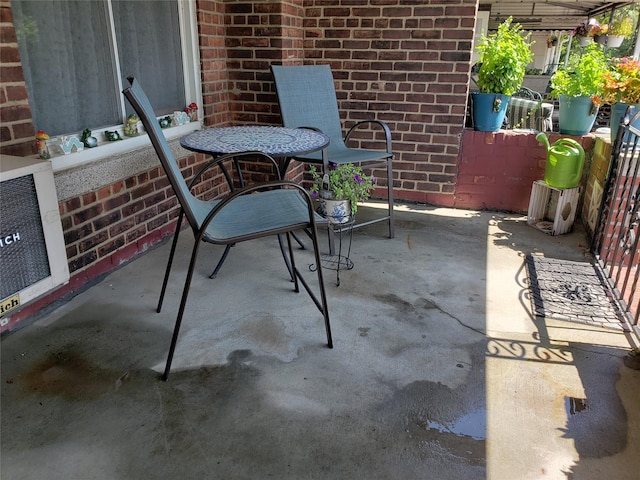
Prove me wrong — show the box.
[578,36,592,46]
[319,198,352,224]
[596,35,624,47]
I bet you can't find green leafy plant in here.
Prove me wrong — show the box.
[475,17,534,95]
[308,163,375,215]
[550,44,609,99]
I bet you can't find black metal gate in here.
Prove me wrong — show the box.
[591,110,640,329]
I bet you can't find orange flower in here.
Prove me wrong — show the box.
[602,58,640,104]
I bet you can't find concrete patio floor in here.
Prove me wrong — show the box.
[2,202,639,480]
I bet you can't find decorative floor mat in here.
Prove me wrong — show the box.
[525,255,627,330]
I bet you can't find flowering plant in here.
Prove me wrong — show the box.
[599,17,634,37]
[573,22,598,37]
[601,58,640,105]
[308,163,375,215]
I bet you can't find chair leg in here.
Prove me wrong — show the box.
[309,228,333,348]
[387,158,395,239]
[285,232,300,292]
[278,234,295,282]
[291,231,306,249]
[158,211,184,313]
[209,244,233,279]
[162,239,202,381]
[290,228,333,348]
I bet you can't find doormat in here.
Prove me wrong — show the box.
[525,255,627,331]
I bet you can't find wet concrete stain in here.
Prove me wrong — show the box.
[22,349,119,401]
[376,294,438,314]
[376,340,487,475]
[559,348,628,459]
[374,294,440,330]
[358,327,370,337]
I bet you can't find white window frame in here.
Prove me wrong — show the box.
[49,0,202,172]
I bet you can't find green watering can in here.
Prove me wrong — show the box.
[536,133,585,189]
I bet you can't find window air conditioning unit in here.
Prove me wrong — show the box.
[0,155,69,320]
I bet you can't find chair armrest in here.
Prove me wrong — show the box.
[196,180,320,242]
[344,120,393,154]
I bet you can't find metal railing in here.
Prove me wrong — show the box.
[592,110,640,330]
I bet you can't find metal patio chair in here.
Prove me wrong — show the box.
[271,64,395,238]
[123,77,332,380]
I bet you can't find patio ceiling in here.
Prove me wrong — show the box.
[481,1,636,32]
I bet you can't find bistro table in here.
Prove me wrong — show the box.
[179,126,330,277]
[180,125,329,182]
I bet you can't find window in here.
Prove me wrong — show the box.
[13,0,201,170]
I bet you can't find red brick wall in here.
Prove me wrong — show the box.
[301,0,476,207]
[456,130,595,212]
[0,0,35,157]
[221,0,477,199]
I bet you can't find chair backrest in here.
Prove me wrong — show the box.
[271,65,348,152]
[122,76,200,229]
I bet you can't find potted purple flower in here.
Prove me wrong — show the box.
[309,163,375,223]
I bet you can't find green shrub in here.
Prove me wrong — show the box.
[475,18,534,96]
[550,44,609,98]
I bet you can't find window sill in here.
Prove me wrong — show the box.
[50,121,201,173]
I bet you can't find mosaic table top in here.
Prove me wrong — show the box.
[180,126,329,157]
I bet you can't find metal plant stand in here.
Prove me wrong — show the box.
[310,215,355,286]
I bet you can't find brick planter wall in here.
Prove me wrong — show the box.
[582,136,612,238]
[456,130,595,213]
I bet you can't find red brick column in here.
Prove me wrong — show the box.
[0,0,35,157]
[198,0,233,127]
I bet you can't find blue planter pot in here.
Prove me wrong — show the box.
[558,95,598,135]
[471,92,510,132]
[610,102,640,143]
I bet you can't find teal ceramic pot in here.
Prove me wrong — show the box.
[471,92,510,132]
[609,102,640,143]
[558,95,598,135]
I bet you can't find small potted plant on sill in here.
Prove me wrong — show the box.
[309,163,375,223]
[601,57,640,141]
[573,21,598,46]
[596,17,634,48]
[550,43,609,135]
[472,17,534,132]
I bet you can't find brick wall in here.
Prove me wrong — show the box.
[0,0,35,157]
[198,0,232,126]
[221,0,477,202]
[300,0,476,207]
